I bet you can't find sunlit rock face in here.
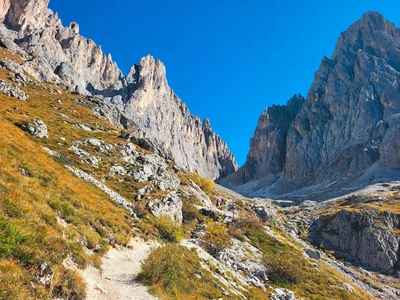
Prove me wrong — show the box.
[221,12,400,196]
[0,0,238,180]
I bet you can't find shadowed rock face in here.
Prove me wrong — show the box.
[223,12,400,195]
[0,0,238,180]
[234,94,304,184]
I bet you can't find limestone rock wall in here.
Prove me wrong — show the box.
[310,209,400,273]
[0,0,238,180]
[233,94,304,184]
[114,55,238,179]
[223,12,400,194]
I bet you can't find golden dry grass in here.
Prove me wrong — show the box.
[0,50,135,297]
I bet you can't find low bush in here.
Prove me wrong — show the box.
[51,268,86,300]
[153,216,183,243]
[227,223,244,241]
[202,222,231,255]
[182,196,202,223]
[138,244,235,299]
[0,217,29,259]
[263,250,305,284]
[178,173,213,196]
[191,173,213,196]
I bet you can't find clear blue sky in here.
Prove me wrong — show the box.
[48,0,400,166]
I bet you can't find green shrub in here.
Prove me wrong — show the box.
[263,250,305,284]
[153,216,183,243]
[0,218,29,259]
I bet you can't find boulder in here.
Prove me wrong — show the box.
[270,288,298,300]
[20,118,48,138]
[147,193,183,225]
[304,248,321,260]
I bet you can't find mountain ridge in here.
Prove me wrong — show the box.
[0,0,238,180]
[220,11,400,199]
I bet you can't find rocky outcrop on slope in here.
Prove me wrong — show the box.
[223,12,400,196]
[310,207,400,274]
[0,0,238,180]
[19,118,48,138]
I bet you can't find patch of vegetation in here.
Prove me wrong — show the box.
[0,63,134,298]
[138,244,239,300]
[201,222,231,255]
[0,260,48,300]
[152,216,183,243]
[51,268,86,300]
[244,225,369,299]
[178,172,213,196]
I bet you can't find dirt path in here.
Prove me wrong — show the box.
[82,237,159,300]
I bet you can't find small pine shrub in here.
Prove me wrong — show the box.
[0,217,29,259]
[153,216,183,243]
[202,222,231,255]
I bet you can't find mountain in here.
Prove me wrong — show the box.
[0,0,238,180]
[220,12,400,199]
[0,4,399,299]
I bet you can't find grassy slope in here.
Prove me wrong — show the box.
[0,49,134,299]
[0,46,388,299]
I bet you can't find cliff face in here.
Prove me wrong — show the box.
[234,94,304,184]
[0,0,122,94]
[284,12,400,187]
[111,55,238,179]
[0,0,238,179]
[310,208,400,274]
[222,12,400,196]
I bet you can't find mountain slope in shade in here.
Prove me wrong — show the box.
[220,12,400,199]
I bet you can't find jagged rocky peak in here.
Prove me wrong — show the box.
[222,11,400,199]
[0,0,238,180]
[0,0,122,94]
[284,11,400,188]
[116,54,238,180]
[0,0,49,31]
[332,11,400,63]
